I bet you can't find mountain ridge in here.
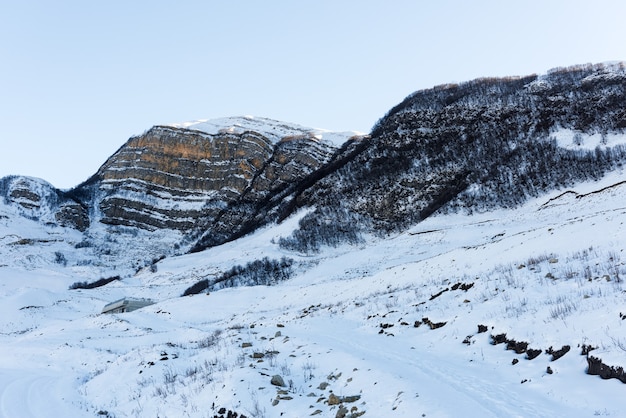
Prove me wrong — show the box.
[1,62,625,266]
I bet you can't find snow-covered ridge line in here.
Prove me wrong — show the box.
[166,115,363,147]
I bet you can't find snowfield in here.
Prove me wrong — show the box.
[1,170,626,417]
[167,116,363,147]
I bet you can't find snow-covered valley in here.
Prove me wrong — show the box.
[1,169,625,417]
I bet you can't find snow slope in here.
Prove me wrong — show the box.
[1,170,626,417]
[168,115,363,146]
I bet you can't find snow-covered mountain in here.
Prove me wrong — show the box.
[1,63,626,417]
[0,117,364,273]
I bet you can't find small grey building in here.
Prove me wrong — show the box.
[101,297,154,314]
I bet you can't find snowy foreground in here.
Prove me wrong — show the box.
[1,172,626,417]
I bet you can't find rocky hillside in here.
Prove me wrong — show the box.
[278,63,626,252]
[0,117,360,264]
[69,117,358,236]
[1,64,625,265]
[0,176,89,231]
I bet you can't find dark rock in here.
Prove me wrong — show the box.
[328,393,340,405]
[271,375,285,387]
[490,333,508,345]
[546,345,570,361]
[587,356,626,383]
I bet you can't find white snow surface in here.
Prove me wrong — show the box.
[1,170,626,417]
[168,115,363,146]
[552,128,626,151]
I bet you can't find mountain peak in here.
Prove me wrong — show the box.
[166,115,362,146]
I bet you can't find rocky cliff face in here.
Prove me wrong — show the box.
[78,118,353,235]
[0,116,360,268]
[90,125,275,231]
[0,116,358,263]
[0,176,89,231]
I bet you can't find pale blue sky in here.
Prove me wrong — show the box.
[1,0,625,188]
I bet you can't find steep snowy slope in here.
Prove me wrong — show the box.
[1,170,625,417]
[168,115,360,146]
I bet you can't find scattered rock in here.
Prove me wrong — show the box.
[271,375,285,387]
[327,372,342,380]
[327,392,361,406]
[422,317,446,330]
[328,393,340,405]
[512,358,519,365]
[241,342,252,348]
[452,282,474,291]
[336,405,349,418]
[507,339,528,354]
[211,408,248,418]
[429,288,449,300]
[490,333,508,345]
[586,355,626,383]
[546,345,570,361]
[318,382,330,390]
[581,344,597,355]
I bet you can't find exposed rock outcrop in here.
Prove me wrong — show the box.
[0,176,89,231]
[78,118,354,235]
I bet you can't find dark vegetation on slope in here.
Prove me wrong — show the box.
[69,275,121,290]
[189,136,370,253]
[182,257,294,296]
[278,63,626,252]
